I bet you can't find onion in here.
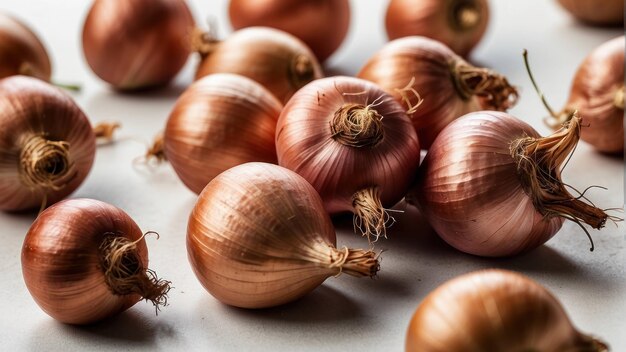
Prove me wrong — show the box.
[22,198,171,324]
[162,73,282,194]
[406,269,608,352]
[406,111,611,257]
[187,162,379,308]
[0,76,95,212]
[358,36,517,149]
[550,36,624,154]
[194,27,323,103]
[228,0,350,62]
[276,76,420,241]
[556,0,624,26]
[82,0,195,90]
[385,0,489,57]
[0,12,50,81]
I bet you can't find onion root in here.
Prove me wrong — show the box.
[451,60,518,110]
[352,187,394,242]
[329,246,380,277]
[331,103,384,148]
[19,136,76,191]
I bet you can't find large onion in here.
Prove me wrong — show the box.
[228,0,350,62]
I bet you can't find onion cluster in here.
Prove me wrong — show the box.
[0,76,95,211]
[228,0,350,62]
[406,270,608,352]
[82,0,195,90]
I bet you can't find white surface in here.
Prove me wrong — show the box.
[0,1,624,351]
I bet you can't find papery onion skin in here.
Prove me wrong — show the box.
[187,162,379,308]
[408,111,608,257]
[82,0,194,90]
[561,36,624,154]
[22,199,152,324]
[385,0,489,57]
[557,0,624,26]
[164,73,283,194]
[0,13,51,81]
[228,0,350,62]
[276,76,420,240]
[406,269,608,352]
[195,27,323,103]
[358,36,517,149]
[0,76,95,211]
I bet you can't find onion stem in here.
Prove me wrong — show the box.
[329,247,380,278]
[331,103,384,148]
[451,60,518,110]
[93,122,121,142]
[451,0,481,31]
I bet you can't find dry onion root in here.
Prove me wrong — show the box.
[408,111,614,257]
[406,269,608,352]
[187,162,380,309]
[149,73,283,194]
[0,76,95,211]
[542,37,625,154]
[358,36,518,149]
[385,0,489,57]
[193,26,323,103]
[276,76,421,242]
[228,0,350,62]
[82,0,195,90]
[22,198,171,324]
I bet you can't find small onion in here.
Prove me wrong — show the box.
[228,0,350,62]
[385,0,489,57]
[187,162,379,309]
[162,73,283,194]
[276,76,420,241]
[82,0,195,90]
[0,12,50,81]
[358,36,517,149]
[406,269,608,352]
[0,76,95,212]
[556,0,624,26]
[407,111,610,257]
[553,36,624,154]
[194,27,323,103]
[22,198,171,324]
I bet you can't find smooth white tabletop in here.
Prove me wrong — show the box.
[0,1,624,351]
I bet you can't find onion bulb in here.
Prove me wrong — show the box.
[358,36,517,149]
[22,198,171,324]
[556,0,624,26]
[187,162,379,308]
[0,76,95,212]
[228,0,350,62]
[162,73,282,194]
[194,27,323,103]
[406,269,608,352]
[0,12,50,81]
[82,0,195,90]
[407,111,611,257]
[385,0,489,57]
[549,36,624,154]
[276,76,420,241]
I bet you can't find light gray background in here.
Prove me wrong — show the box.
[0,1,623,351]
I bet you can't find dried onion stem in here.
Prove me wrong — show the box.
[451,60,518,110]
[510,113,609,250]
[331,103,384,148]
[329,247,380,277]
[93,122,121,142]
[100,231,171,311]
[352,187,395,243]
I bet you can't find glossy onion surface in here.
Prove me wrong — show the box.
[0,12,51,81]
[385,0,489,57]
[187,162,378,308]
[563,36,624,154]
[557,0,623,26]
[82,0,194,90]
[0,76,95,211]
[228,0,350,62]
[412,112,563,257]
[195,27,323,103]
[22,199,149,324]
[164,73,283,194]
[406,270,607,352]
